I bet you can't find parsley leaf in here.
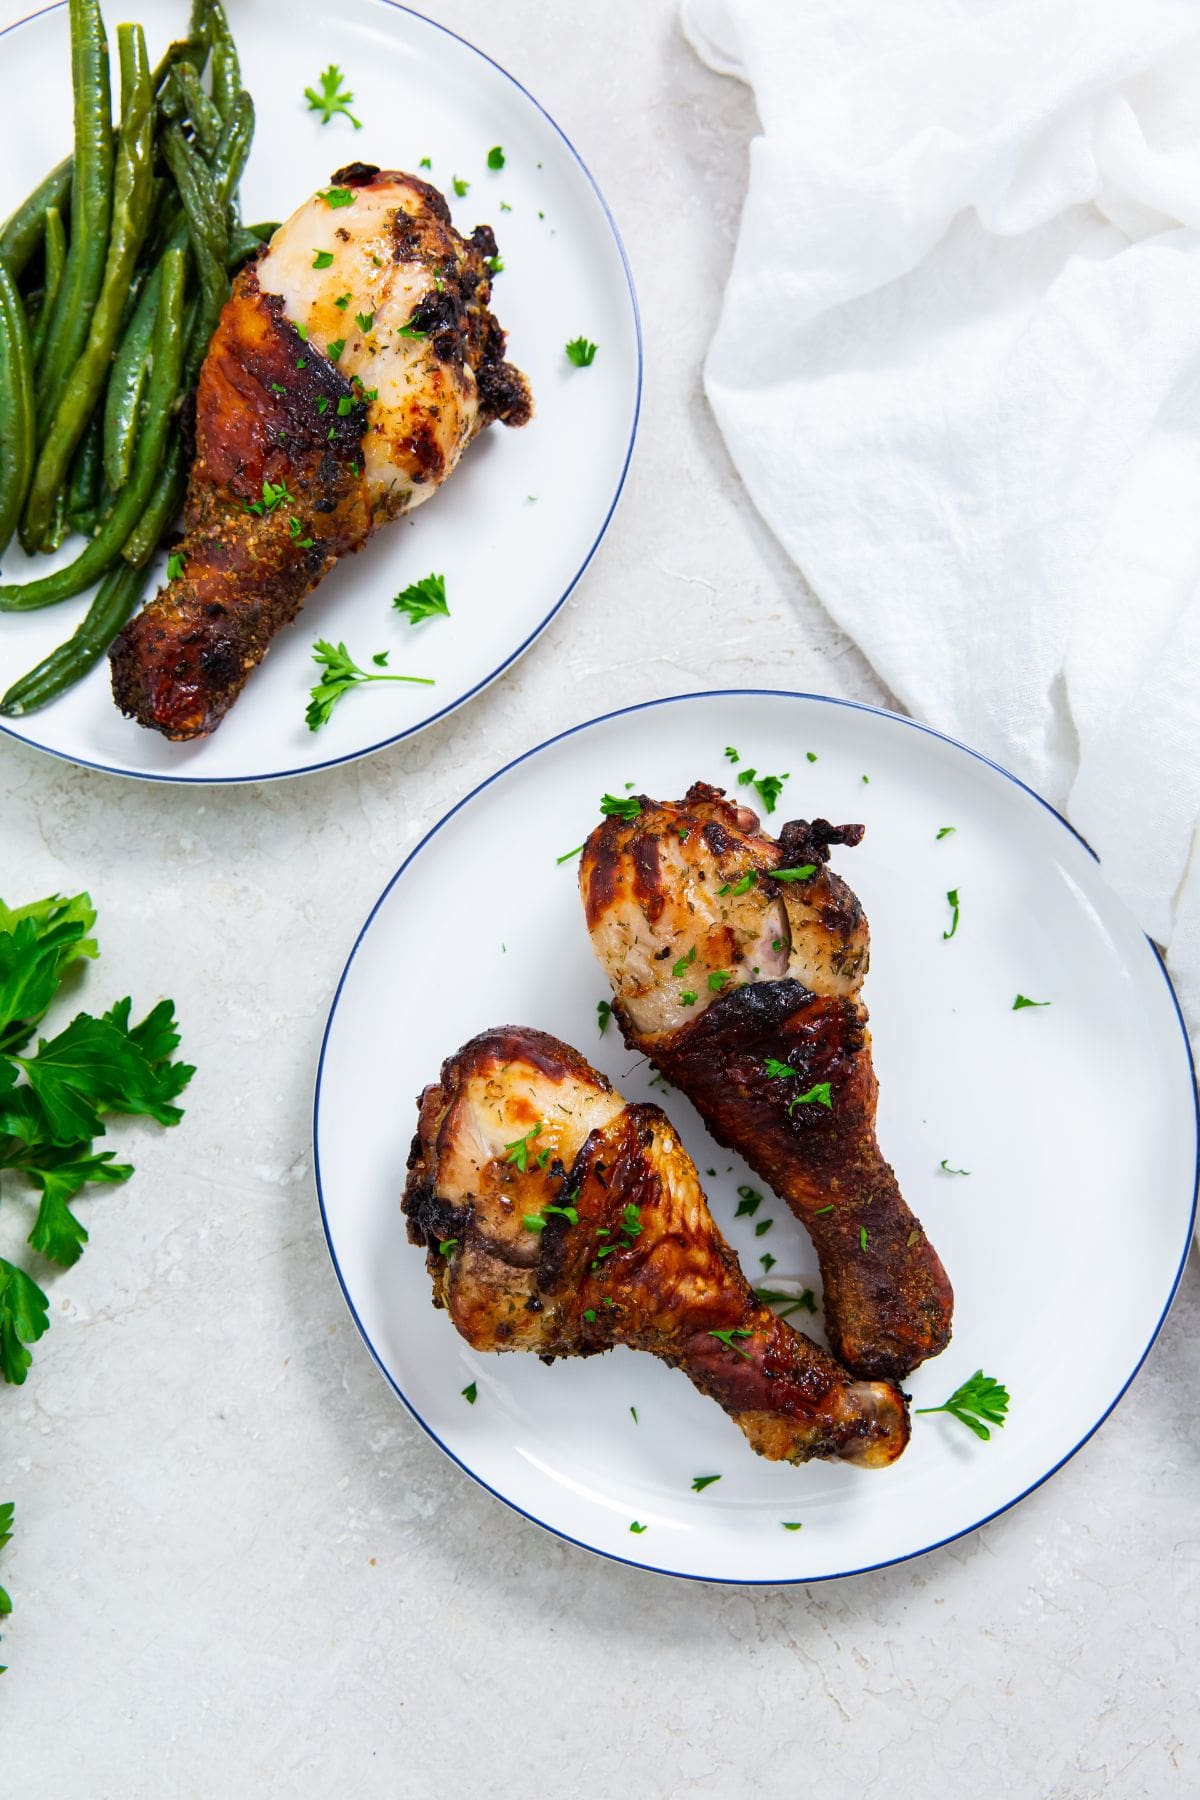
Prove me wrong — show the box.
[487,145,505,169]
[452,176,469,197]
[556,844,585,865]
[0,1260,49,1385]
[781,1521,803,1531]
[166,551,186,582]
[311,248,334,269]
[707,1327,754,1361]
[461,1381,477,1404]
[915,1370,1010,1440]
[304,65,362,129]
[736,768,789,813]
[393,572,449,624]
[319,186,355,208]
[629,1520,647,1533]
[485,255,504,275]
[756,1286,817,1320]
[936,826,956,840]
[305,639,434,730]
[1013,994,1051,1010]
[325,337,346,362]
[939,1159,970,1176]
[771,865,817,883]
[943,888,960,940]
[565,337,597,367]
[691,1474,721,1492]
[600,793,641,821]
[707,970,732,993]
[734,1186,763,1217]
[597,999,613,1036]
[504,1123,542,1172]
[724,745,740,764]
[0,892,97,1055]
[355,311,374,333]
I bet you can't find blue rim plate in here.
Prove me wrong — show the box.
[0,0,642,782]
[313,690,1198,1584]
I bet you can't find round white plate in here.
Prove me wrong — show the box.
[0,0,640,782]
[314,691,1197,1583]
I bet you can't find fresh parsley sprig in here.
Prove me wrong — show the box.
[0,894,195,1384]
[304,65,362,129]
[393,573,449,624]
[600,793,641,821]
[915,1370,1010,1440]
[305,639,434,731]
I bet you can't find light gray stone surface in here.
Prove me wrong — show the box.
[1,2,1197,1795]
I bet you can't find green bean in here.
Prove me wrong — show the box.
[228,219,278,270]
[0,246,185,611]
[32,0,114,489]
[120,439,185,567]
[164,124,228,326]
[207,0,240,121]
[159,61,222,156]
[0,259,35,557]
[23,23,155,549]
[28,207,66,365]
[0,159,72,282]
[66,409,104,527]
[0,557,151,716]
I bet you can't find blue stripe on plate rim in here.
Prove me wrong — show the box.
[313,687,1200,1586]
[0,0,643,784]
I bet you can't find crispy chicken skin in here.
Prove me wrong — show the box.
[580,783,953,1382]
[110,164,531,739]
[403,1027,910,1470]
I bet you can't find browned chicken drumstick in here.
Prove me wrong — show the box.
[403,1027,910,1469]
[581,783,953,1382]
[110,163,531,739]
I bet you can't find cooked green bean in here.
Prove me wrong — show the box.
[31,0,114,498]
[0,159,72,282]
[159,60,222,156]
[0,246,185,611]
[228,219,279,269]
[29,207,66,365]
[0,259,35,558]
[0,557,151,716]
[23,23,155,548]
[120,439,185,567]
[207,0,240,120]
[66,409,104,528]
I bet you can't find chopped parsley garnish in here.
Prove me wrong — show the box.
[939,1160,970,1176]
[691,1475,721,1492]
[936,826,956,840]
[311,248,334,269]
[355,311,374,333]
[679,991,697,1007]
[305,639,435,730]
[438,1238,458,1258]
[915,1370,1009,1440]
[600,793,641,821]
[724,745,740,764]
[629,1520,647,1533]
[504,1123,543,1171]
[858,1225,868,1251]
[337,396,353,417]
[734,1187,763,1217]
[707,970,732,993]
[166,551,186,582]
[565,337,597,367]
[296,322,309,340]
[619,1203,642,1242]
[943,888,960,940]
[813,1204,834,1215]
[326,337,346,361]
[334,293,350,310]
[806,751,817,763]
[269,382,286,395]
[1013,994,1051,1010]
[763,1057,798,1079]
[319,186,355,208]
[243,478,295,517]
[781,1522,803,1531]
[760,1251,776,1273]
[461,1381,477,1403]
[288,517,315,548]
[316,397,329,414]
[397,322,426,340]
[730,872,757,896]
[452,176,469,197]
[708,1327,754,1361]
[787,1082,833,1113]
[735,768,788,813]
[672,949,696,978]
[756,1286,817,1319]
[629,1405,638,1422]
[305,65,361,128]
[485,255,504,274]
[754,1218,773,1237]
[556,844,584,865]
[487,145,505,169]
[772,865,817,883]
[597,999,613,1035]
[393,572,449,624]
[419,156,431,169]
[582,1308,596,1322]
[0,1498,12,1648]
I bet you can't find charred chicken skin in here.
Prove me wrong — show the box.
[580,783,953,1382]
[403,1026,910,1470]
[110,163,532,739]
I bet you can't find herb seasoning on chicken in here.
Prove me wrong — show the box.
[110,164,531,739]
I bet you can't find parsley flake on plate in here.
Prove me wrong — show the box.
[600,793,641,821]
[565,337,597,367]
[304,65,361,129]
[487,145,505,169]
[1013,994,1051,1010]
[393,572,449,624]
[691,1474,721,1492]
[461,1382,477,1404]
[943,888,960,940]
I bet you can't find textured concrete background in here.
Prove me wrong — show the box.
[1,1,1197,1795]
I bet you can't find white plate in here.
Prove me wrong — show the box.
[315,691,1198,1583]
[0,0,640,782]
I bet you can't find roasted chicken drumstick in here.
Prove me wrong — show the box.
[110,163,531,738]
[581,783,953,1382]
[403,1026,910,1469]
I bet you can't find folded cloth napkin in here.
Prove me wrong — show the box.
[681,0,1200,1032]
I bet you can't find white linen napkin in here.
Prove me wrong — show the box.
[681,0,1200,1033]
